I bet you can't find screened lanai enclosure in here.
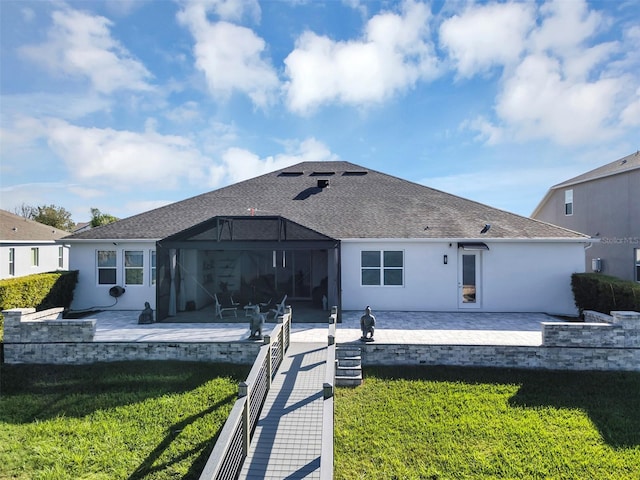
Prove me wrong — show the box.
[154,216,340,321]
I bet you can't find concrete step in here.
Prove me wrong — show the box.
[336,346,361,358]
[337,365,362,377]
[337,357,361,367]
[336,374,363,387]
[335,345,363,387]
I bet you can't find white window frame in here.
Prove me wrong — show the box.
[635,248,640,283]
[150,250,157,286]
[97,250,117,285]
[361,250,404,286]
[124,250,144,286]
[564,189,573,216]
[9,247,15,276]
[31,247,39,267]
[58,246,64,269]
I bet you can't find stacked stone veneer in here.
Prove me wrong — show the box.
[359,311,640,372]
[542,311,640,348]
[3,309,639,371]
[2,307,260,365]
[4,342,261,365]
[3,308,96,343]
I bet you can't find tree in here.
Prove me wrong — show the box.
[90,208,119,227]
[16,204,75,231]
[13,203,36,219]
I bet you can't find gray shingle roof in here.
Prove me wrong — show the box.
[65,161,588,241]
[552,151,640,189]
[1,209,70,242]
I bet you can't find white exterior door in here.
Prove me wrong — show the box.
[458,251,481,308]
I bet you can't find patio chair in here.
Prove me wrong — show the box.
[215,293,238,319]
[268,294,287,320]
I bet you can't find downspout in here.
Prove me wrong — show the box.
[337,240,342,323]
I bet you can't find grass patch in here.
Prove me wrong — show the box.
[335,366,640,479]
[0,361,249,480]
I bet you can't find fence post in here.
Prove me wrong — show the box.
[264,336,272,388]
[239,381,250,456]
[279,326,284,366]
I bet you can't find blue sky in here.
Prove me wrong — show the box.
[1,0,638,224]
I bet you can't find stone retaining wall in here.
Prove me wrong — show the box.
[3,308,96,343]
[542,311,640,349]
[583,310,613,323]
[3,308,639,371]
[3,341,261,365]
[359,310,640,371]
[359,344,639,371]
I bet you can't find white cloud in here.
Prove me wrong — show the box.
[529,0,605,56]
[450,0,638,146]
[42,119,214,189]
[165,101,202,123]
[222,138,338,183]
[439,2,534,78]
[201,0,261,23]
[21,7,35,22]
[495,54,622,145]
[463,116,504,145]
[0,182,96,220]
[19,7,153,94]
[177,2,278,107]
[1,92,111,122]
[621,87,640,126]
[284,0,439,113]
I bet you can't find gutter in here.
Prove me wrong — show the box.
[341,237,594,244]
[59,238,161,244]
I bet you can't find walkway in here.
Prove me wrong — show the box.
[239,342,327,479]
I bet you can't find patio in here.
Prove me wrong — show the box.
[92,307,555,346]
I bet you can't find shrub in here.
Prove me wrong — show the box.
[571,273,640,315]
[0,271,79,342]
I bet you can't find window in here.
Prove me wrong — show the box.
[97,250,117,285]
[9,248,15,276]
[564,189,573,215]
[635,249,640,282]
[361,250,404,286]
[31,247,39,266]
[124,250,144,285]
[58,246,64,268]
[150,250,157,285]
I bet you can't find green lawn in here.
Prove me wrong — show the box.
[335,366,640,480]
[0,361,248,480]
[3,363,639,479]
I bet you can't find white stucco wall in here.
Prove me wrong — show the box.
[341,240,586,315]
[68,238,586,316]
[0,243,69,279]
[68,241,157,311]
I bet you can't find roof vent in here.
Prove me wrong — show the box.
[310,171,335,176]
[317,179,330,189]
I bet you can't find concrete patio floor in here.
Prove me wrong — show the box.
[91,309,558,347]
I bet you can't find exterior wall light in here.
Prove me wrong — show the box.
[443,254,448,264]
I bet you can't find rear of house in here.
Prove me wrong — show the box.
[64,161,591,317]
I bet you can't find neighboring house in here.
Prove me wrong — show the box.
[73,222,92,234]
[532,152,640,282]
[0,209,70,279]
[64,161,590,318]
